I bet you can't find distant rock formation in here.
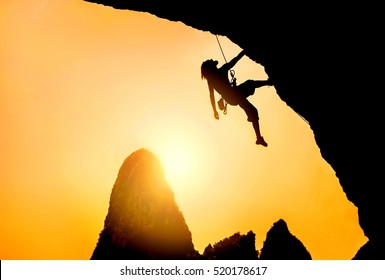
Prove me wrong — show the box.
[259,219,312,260]
[203,231,258,260]
[90,149,313,260]
[90,149,197,259]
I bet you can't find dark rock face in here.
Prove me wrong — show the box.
[203,231,258,260]
[84,1,384,259]
[91,149,197,259]
[260,219,312,260]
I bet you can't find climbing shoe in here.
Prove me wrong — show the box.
[256,137,268,147]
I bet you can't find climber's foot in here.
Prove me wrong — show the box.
[256,137,268,147]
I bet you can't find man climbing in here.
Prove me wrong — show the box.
[201,49,273,147]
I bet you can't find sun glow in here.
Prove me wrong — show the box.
[162,145,193,186]
[151,127,218,201]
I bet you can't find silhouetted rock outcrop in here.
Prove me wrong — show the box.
[259,219,311,260]
[353,240,385,260]
[90,149,312,260]
[91,149,197,259]
[203,231,258,260]
[84,0,384,259]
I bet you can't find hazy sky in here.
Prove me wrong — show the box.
[0,0,367,259]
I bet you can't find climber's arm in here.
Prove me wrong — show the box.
[222,49,246,71]
[209,84,219,120]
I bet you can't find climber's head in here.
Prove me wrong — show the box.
[201,59,218,80]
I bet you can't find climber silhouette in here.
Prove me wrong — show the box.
[201,49,273,147]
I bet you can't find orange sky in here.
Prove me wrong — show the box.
[0,0,367,260]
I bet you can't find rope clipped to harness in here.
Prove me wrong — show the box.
[220,69,237,114]
[216,35,238,115]
[218,69,238,115]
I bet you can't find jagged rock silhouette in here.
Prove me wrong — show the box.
[84,0,384,259]
[203,231,258,260]
[90,148,197,260]
[259,219,312,260]
[91,149,312,260]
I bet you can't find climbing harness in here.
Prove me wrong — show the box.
[215,35,239,115]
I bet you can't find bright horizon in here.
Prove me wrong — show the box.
[0,0,367,259]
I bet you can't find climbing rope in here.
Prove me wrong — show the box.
[215,35,228,63]
[296,111,309,125]
[215,35,237,85]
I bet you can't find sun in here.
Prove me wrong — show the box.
[150,132,215,199]
[159,143,194,188]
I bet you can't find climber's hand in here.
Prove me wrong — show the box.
[214,111,219,120]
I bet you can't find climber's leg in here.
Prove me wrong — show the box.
[238,99,268,147]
